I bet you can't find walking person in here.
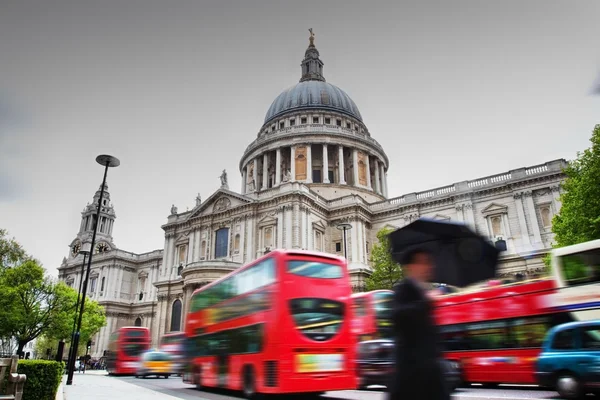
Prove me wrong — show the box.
[387,249,450,400]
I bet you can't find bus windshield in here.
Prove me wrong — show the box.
[287,260,343,279]
[373,291,394,339]
[289,298,344,341]
[123,343,148,357]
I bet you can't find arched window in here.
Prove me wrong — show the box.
[170,299,182,332]
[134,317,142,327]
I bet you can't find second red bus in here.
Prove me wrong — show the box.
[106,326,151,375]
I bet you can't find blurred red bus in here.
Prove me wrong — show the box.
[434,278,573,386]
[351,290,394,342]
[183,249,356,398]
[159,332,186,374]
[106,327,151,375]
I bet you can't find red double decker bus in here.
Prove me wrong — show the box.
[159,332,186,374]
[434,278,572,385]
[183,250,356,398]
[351,290,394,342]
[106,327,151,375]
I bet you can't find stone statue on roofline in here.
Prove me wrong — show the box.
[219,169,229,189]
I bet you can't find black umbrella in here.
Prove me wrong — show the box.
[387,218,501,288]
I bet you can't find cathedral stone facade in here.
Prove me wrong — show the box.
[57,35,567,358]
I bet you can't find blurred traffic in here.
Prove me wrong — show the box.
[99,236,600,399]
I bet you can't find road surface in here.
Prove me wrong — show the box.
[117,375,567,400]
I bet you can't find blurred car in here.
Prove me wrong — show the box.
[535,320,600,399]
[135,350,173,379]
[356,339,462,392]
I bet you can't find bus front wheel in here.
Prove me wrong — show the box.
[242,365,257,399]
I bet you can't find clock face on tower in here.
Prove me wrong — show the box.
[71,241,81,256]
[95,242,110,254]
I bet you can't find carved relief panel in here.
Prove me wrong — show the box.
[295,146,307,180]
[357,152,367,186]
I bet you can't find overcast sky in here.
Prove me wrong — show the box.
[1,0,598,274]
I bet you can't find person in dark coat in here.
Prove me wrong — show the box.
[387,250,450,400]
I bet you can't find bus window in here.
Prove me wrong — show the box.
[465,320,511,349]
[510,317,549,348]
[558,248,600,286]
[287,260,343,279]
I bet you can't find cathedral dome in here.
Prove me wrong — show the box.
[264,81,363,125]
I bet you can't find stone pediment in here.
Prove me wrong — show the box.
[312,220,326,231]
[257,215,277,227]
[187,189,253,219]
[481,202,508,217]
[175,233,190,245]
[432,213,451,221]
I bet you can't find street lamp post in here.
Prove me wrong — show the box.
[336,223,353,260]
[66,155,120,385]
[66,249,90,372]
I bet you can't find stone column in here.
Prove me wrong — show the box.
[262,153,268,190]
[338,145,346,184]
[524,191,542,244]
[290,146,296,181]
[245,215,255,261]
[356,220,364,263]
[322,144,330,183]
[514,192,532,248]
[382,169,389,197]
[285,206,293,248]
[551,185,562,214]
[352,148,359,186]
[253,158,258,191]
[277,208,284,248]
[292,203,301,248]
[351,219,359,262]
[193,229,201,262]
[241,168,247,194]
[187,235,194,264]
[374,159,381,194]
[366,155,372,189]
[306,144,313,183]
[275,148,281,186]
[301,208,309,249]
[160,236,169,276]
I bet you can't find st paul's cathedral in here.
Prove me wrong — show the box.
[57,33,566,358]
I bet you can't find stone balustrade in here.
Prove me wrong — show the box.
[369,159,566,212]
[242,123,386,159]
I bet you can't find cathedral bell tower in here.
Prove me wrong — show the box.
[68,182,116,258]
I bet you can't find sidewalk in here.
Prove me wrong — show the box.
[61,371,185,400]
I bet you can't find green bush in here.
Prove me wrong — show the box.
[17,360,64,400]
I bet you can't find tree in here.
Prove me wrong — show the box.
[45,282,106,352]
[0,229,29,270]
[0,260,72,355]
[366,227,403,290]
[552,124,600,247]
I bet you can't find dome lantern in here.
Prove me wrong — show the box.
[300,28,325,83]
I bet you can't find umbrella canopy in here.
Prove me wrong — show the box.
[388,218,500,287]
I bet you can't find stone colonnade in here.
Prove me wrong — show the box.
[241,144,388,197]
